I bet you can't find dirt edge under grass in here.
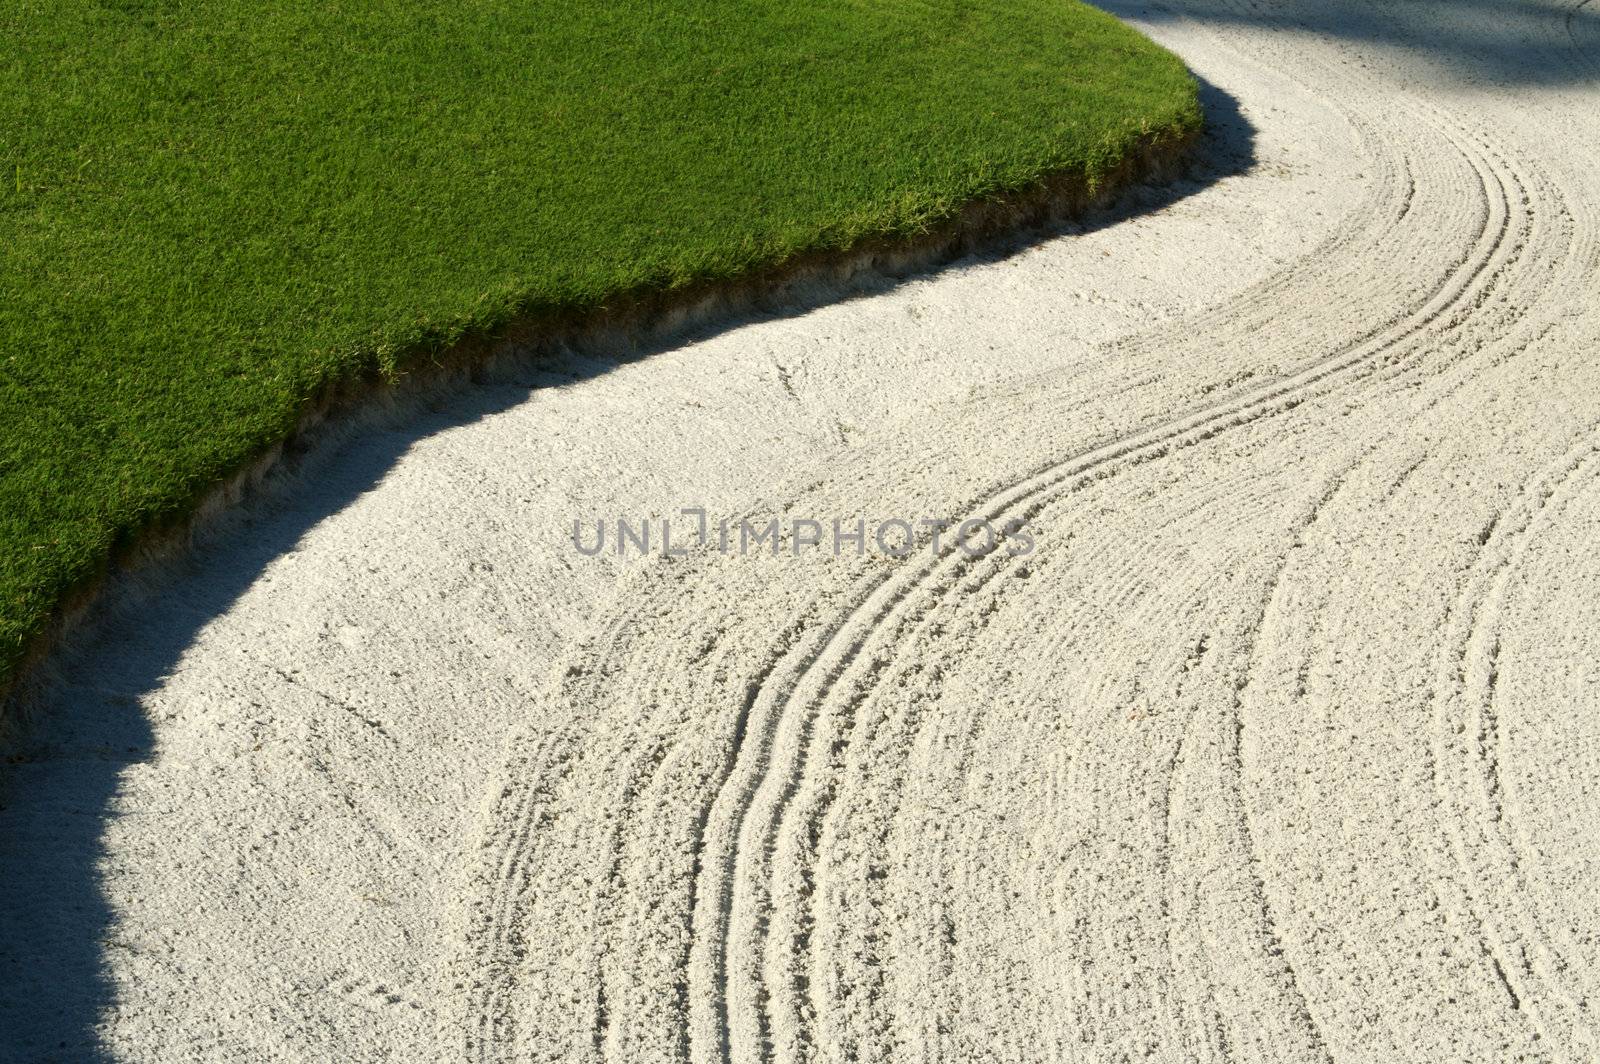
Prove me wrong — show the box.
[0,125,1198,725]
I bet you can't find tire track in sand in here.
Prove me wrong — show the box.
[767,110,1572,1062]
[706,53,1541,1064]
[1427,439,1600,1057]
[450,4,1600,1060]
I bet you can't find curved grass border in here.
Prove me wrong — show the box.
[3,0,1205,715]
[0,124,1197,716]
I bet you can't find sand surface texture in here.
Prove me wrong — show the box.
[4,1,1599,1060]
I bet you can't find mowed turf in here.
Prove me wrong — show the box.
[0,0,1198,685]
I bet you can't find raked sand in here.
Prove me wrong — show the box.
[4,1,1600,1060]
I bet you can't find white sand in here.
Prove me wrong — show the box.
[4,1,1599,1059]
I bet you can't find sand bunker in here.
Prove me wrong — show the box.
[3,0,1598,1060]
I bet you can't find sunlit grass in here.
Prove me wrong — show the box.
[0,0,1198,682]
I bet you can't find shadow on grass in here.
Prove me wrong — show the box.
[0,73,1253,1061]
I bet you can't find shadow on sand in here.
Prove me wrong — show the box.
[1102,0,1600,87]
[0,73,1255,1061]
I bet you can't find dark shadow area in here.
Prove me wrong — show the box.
[1099,0,1600,87]
[0,72,1253,1061]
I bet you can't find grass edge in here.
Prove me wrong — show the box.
[0,122,1200,726]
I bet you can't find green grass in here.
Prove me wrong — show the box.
[0,0,1198,686]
